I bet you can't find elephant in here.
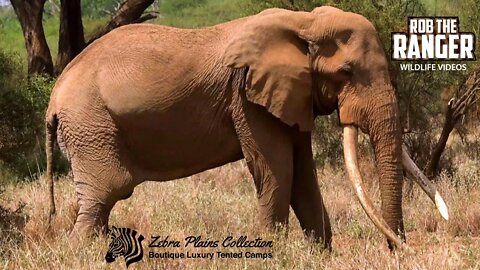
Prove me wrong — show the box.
[45,6,448,250]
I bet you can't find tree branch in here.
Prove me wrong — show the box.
[426,68,480,177]
[87,0,155,45]
[134,11,159,23]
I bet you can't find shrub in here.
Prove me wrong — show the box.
[312,115,344,168]
[0,50,67,180]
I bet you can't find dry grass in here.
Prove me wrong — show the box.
[0,158,479,270]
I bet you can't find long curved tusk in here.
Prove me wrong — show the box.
[401,146,449,220]
[343,126,412,252]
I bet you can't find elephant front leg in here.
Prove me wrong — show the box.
[243,149,293,230]
[290,132,332,249]
[233,103,294,232]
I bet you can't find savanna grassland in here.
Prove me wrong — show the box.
[1,0,480,269]
[0,144,479,270]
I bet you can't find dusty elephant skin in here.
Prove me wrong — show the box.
[45,6,445,250]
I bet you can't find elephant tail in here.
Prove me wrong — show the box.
[46,112,58,229]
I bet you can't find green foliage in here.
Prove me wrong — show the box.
[0,9,58,65]
[312,116,343,168]
[155,0,246,28]
[0,6,110,65]
[0,50,67,181]
[245,0,326,13]
[161,0,207,13]
[458,0,480,58]
[81,0,123,18]
[0,51,36,165]
[43,0,123,18]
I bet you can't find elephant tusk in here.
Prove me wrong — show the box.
[401,146,449,220]
[343,126,412,252]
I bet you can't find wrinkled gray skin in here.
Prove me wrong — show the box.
[46,6,404,249]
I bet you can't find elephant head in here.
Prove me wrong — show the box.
[223,6,448,249]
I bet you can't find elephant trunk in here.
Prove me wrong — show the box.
[343,126,410,251]
[343,88,449,251]
[367,93,405,247]
[342,89,409,250]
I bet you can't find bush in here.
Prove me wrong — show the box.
[245,0,326,12]
[156,0,246,28]
[0,52,36,163]
[312,115,344,168]
[0,50,66,180]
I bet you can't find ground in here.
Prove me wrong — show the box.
[0,157,479,269]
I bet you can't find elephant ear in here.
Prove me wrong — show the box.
[222,10,315,131]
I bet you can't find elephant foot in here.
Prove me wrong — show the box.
[300,211,333,251]
[259,210,290,234]
[290,174,333,251]
[387,223,406,252]
[306,228,332,252]
[70,199,114,238]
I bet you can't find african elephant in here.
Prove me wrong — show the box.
[46,6,448,250]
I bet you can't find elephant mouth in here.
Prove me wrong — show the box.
[342,125,448,251]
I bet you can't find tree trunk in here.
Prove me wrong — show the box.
[11,0,53,76]
[426,106,455,178]
[12,0,156,77]
[55,0,85,75]
[426,70,480,178]
[87,0,156,44]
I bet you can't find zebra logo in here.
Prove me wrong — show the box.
[105,226,145,268]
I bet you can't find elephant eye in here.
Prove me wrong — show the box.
[318,39,338,57]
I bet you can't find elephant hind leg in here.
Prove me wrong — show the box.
[69,158,137,237]
[71,198,114,236]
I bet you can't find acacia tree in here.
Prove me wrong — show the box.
[10,0,54,76]
[55,0,85,75]
[11,0,157,77]
[426,69,480,177]
[87,0,158,44]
